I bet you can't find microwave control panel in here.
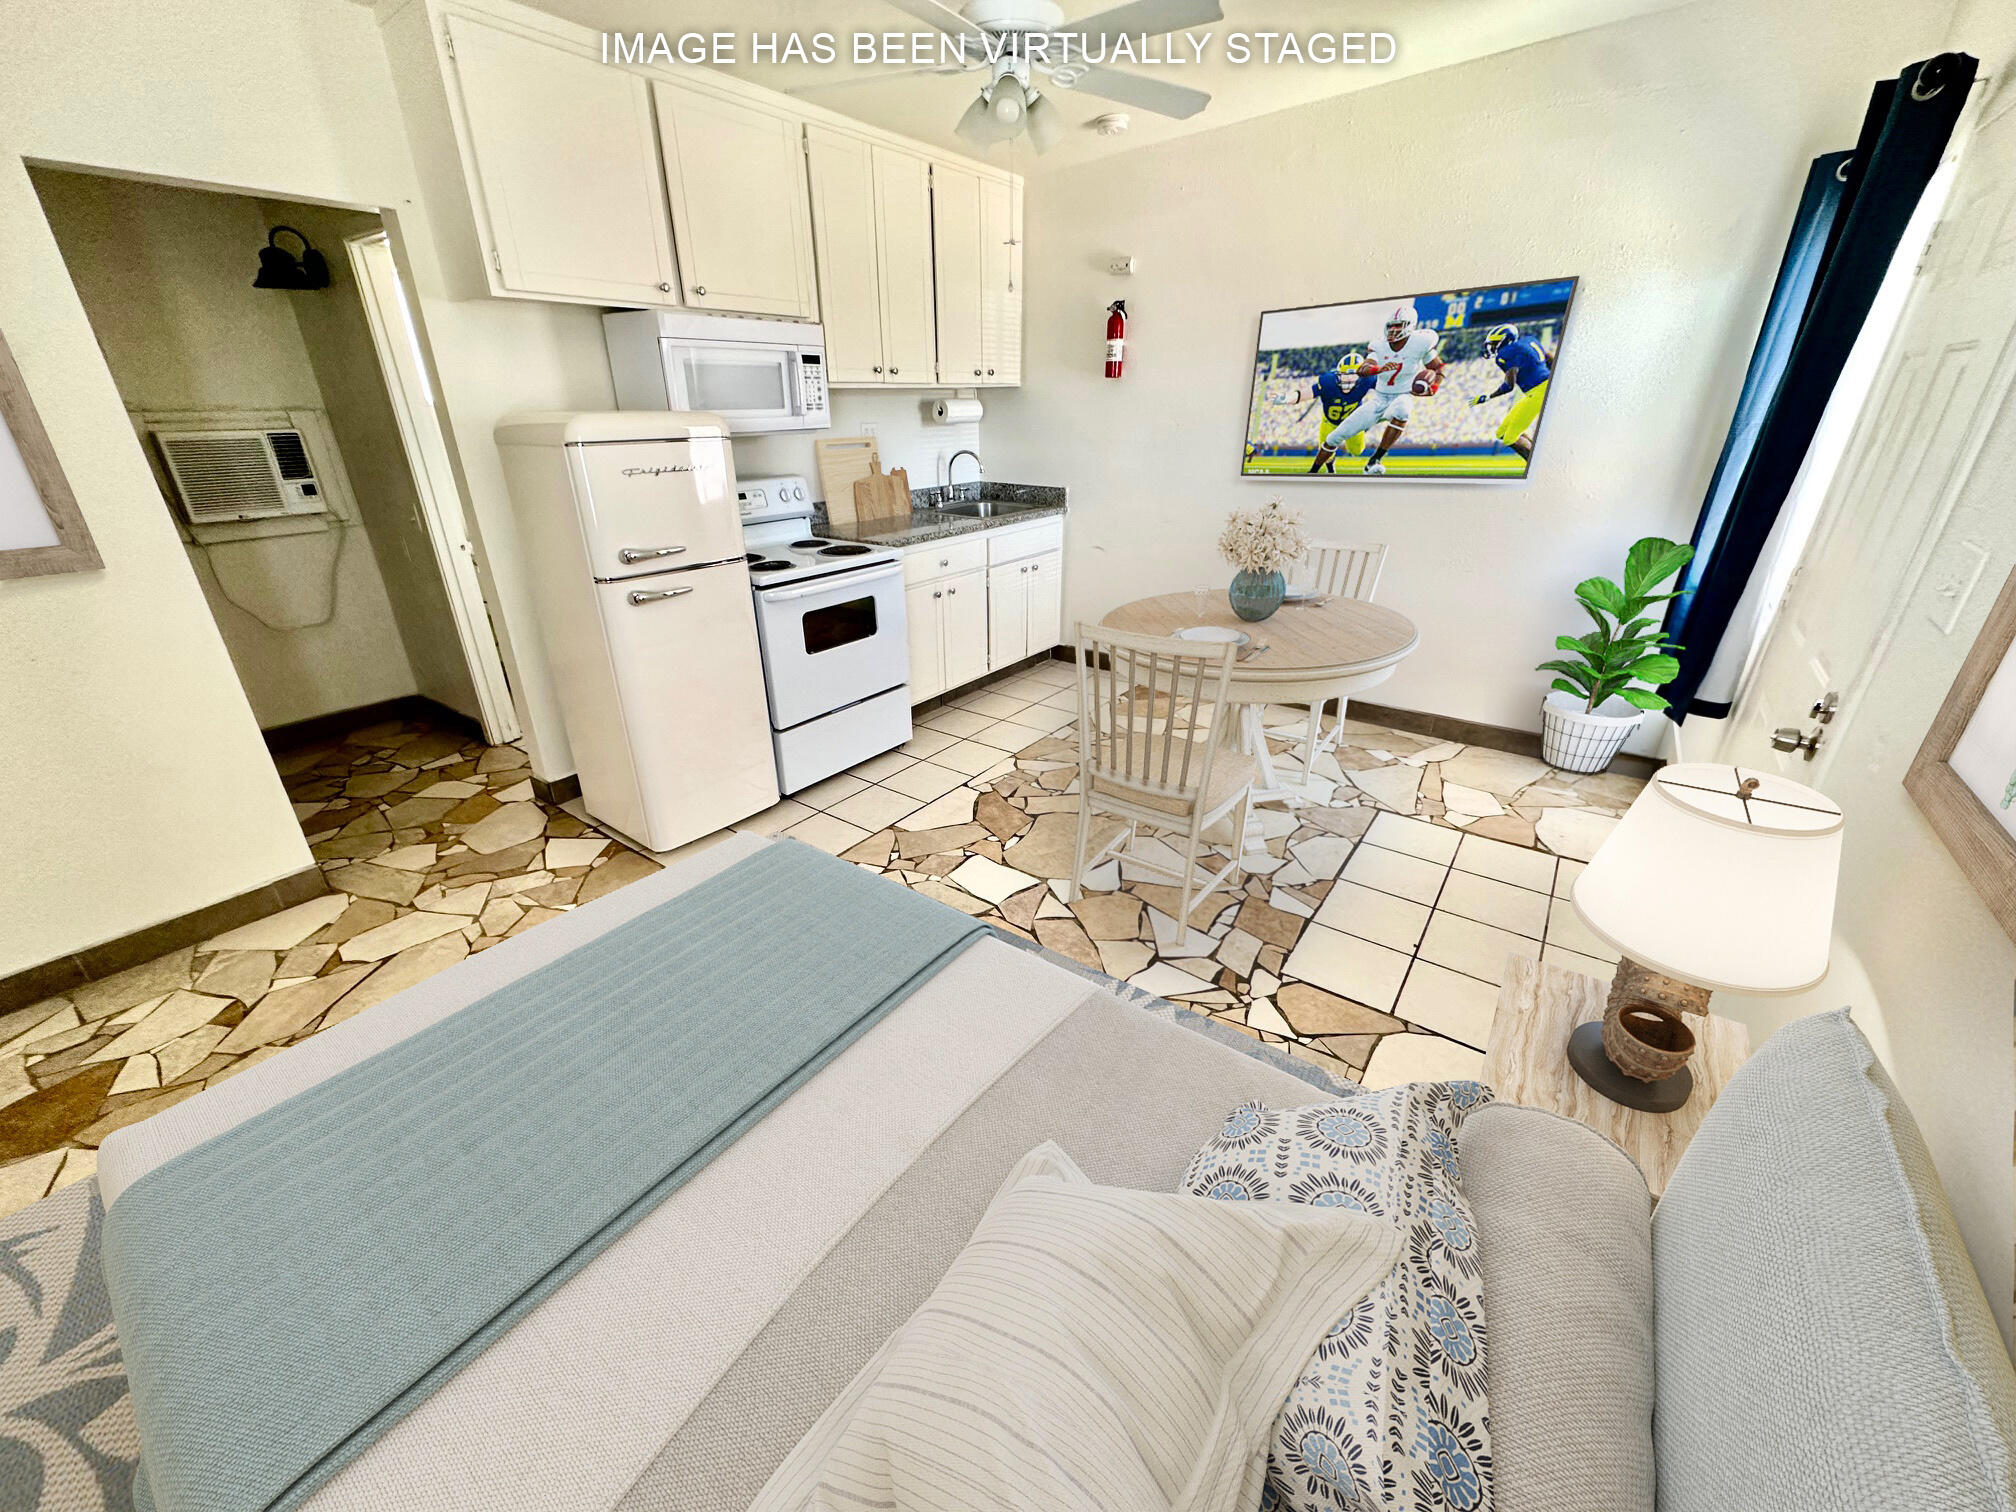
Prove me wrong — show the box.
[798,353,827,418]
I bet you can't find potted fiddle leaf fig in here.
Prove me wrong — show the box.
[1537,536,1694,773]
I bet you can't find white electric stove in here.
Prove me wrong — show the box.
[736,474,912,794]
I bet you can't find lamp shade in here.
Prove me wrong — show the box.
[1571,763,1842,994]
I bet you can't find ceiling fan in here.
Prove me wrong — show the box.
[791,0,1223,153]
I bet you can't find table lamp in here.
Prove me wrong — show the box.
[1568,763,1843,1111]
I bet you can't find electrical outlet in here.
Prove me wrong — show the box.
[859,421,878,437]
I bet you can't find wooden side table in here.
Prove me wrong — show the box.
[1483,955,1753,1197]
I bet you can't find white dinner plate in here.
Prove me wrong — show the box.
[1173,625,1251,645]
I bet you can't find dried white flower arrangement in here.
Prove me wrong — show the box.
[1218,498,1307,576]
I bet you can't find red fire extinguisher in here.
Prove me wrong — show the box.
[1105,300,1127,379]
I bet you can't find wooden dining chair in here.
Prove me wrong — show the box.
[1069,624,1255,931]
[1285,542,1388,784]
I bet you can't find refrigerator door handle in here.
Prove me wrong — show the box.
[618,545,688,564]
[628,586,696,606]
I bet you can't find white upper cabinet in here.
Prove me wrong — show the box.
[932,163,986,386]
[653,79,817,319]
[805,127,884,383]
[444,14,679,306]
[872,146,937,386]
[979,176,1023,386]
[806,130,937,386]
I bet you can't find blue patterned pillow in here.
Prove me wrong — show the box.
[1179,1082,1495,1512]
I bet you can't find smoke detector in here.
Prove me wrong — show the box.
[1093,112,1131,136]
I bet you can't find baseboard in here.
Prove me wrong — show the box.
[911,651,1060,715]
[1042,649,1656,779]
[532,773,582,807]
[0,865,330,1016]
[262,694,483,753]
[1348,700,1662,779]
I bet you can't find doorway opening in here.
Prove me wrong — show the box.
[28,166,517,761]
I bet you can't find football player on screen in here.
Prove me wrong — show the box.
[1315,304,1444,476]
[1471,323,1553,461]
[1294,352,1376,472]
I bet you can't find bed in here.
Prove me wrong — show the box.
[3,831,2012,1512]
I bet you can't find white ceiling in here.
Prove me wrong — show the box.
[529,0,1698,172]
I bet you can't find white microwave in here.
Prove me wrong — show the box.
[603,310,829,434]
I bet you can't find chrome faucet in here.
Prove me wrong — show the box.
[946,449,983,494]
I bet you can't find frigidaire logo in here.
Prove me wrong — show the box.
[621,465,693,476]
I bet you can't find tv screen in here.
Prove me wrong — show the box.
[1241,277,1578,482]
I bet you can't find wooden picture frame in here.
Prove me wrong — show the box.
[0,324,100,578]
[1905,561,2016,940]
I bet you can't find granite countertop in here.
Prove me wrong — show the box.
[814,482,1067,548]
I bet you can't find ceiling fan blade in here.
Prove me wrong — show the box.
[786,64,974,96]
[1067,0,1223,46]
[1052,64,1211,119]
[880,0,988,43]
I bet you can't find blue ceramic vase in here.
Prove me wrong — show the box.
[1228,568,1286,622]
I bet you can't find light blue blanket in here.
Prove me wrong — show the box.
[102,840,988,1512]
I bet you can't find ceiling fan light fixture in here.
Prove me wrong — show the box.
[955,89,1015,145]
[1024,92,1064,153]
[991,77,1026,125]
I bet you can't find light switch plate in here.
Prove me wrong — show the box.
[1926,539,1990,635]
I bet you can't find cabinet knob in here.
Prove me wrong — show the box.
[873,366,883,374]
[939,557,949,566]
[656,282,671,292]
[693,285,707,296]
[973,368,982,376]
[890,367,899,375]
[933,590,943,599]
[947,587,957,595]
[986,368,995,376]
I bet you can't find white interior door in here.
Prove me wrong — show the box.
[347,233,520,743]
[1719,85,2016,780]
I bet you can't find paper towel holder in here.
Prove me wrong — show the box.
[931,397,985,425]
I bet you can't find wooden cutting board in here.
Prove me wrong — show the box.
[852,465,912,526]
[814,436,880,529]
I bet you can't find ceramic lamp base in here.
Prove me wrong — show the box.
[1567,1020,1695,1112]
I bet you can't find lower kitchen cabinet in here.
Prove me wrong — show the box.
[904,566,987,702]
[988,551,1063,667]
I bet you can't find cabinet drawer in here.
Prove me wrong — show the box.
[904,536,989,584]
[986,519,1063,565]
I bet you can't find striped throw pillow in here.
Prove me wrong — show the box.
[753,1141,1400,1512]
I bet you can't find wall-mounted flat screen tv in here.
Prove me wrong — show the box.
[1242,277,1578,481]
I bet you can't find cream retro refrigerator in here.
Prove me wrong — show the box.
[495,412,778,852]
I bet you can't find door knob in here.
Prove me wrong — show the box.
[1810,691,1840,723]
[1771,726,1824,760]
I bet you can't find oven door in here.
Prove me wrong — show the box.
[752,562,909,729]
[662,340,805,433]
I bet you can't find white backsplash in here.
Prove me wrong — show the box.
[730,389,982,504]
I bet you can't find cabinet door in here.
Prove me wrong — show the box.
[873,147,937,386]
[654,81,816,318]
[930,163,985,385]
[447,16,678,305]
[979,175,1023,385]
[941,568,990,691]
[988,562,1028,670]
[805,127,884,383]
[1025,550,1063,654]
[905,579,945,702]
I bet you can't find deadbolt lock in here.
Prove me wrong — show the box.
[1772,726,1825,760]
[1810,691,1840,723]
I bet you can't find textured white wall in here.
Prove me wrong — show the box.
[987,0,1954,740]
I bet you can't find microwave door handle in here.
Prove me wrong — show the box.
[762,562,903,602]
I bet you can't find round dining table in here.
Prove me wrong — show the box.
[1099,589,1421,807]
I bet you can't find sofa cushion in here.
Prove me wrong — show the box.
[1460,1102,1654,1512]
[1653,1007,2016,1511]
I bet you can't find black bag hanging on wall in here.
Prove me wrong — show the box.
[1663,52,1977,721]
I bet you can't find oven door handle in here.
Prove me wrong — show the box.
[762,562,904,602]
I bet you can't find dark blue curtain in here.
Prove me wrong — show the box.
[1664,52,1976,720]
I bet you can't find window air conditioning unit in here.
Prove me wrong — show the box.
[152,427,328,526]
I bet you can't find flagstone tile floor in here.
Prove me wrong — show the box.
[0,658,1643,1219]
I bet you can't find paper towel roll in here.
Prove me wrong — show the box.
[931,397,985,424]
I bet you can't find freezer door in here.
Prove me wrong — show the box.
[568,434,744,580]
[587,562,778,851]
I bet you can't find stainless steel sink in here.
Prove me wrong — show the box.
[936,499,1026,518]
